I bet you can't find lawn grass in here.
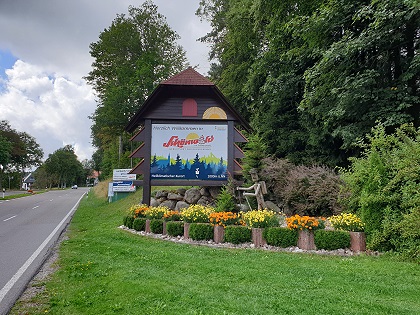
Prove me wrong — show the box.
[10,186,420,315]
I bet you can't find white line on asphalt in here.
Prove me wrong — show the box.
[3,215,17,222]
[0,193,86,304]
[32,206,39,209]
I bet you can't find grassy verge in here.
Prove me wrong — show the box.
[10,186,420,315]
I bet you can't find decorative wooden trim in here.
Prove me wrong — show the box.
[129,159,145,174]
[129,143,145,158]
[234,127,248,143]
[130,126,145,142]
[234,143,245,159]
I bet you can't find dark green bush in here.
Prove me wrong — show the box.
[314,230,350,250]
[150,219,164,234]
[224,226,252,244]
[166,221,184,237]
[263,227,298,247]
[133,218,146,231]
[189,223,214,241]
[124,216,134,229]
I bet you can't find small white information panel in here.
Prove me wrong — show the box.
[112,181,136,192]
[113,169,136,181]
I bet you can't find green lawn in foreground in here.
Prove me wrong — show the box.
[11,189,420,315]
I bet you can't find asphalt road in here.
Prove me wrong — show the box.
[0,188,88,315]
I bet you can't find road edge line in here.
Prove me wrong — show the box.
[0,193,86,303]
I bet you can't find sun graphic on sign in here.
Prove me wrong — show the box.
[186,133,199,140]
[202,107,227,119]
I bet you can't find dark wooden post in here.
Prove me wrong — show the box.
[142,119,152,205]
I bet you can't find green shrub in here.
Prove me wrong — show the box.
[263,227,298,247]
[224,226,252,244]
[189,223,214,241]
[166,221,184,237]
[340,123,420,259]
[259,157,343,217]
[150,219,164,234]
[215,184,237,212]
[124,216,134,229]
[133,218,146,231]
[314,230,350,250]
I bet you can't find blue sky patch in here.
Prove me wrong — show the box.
[0,49,17,79]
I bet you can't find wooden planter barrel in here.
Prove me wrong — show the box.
[213,225,225,243]
[183,222,190,239]
[145,219,151,233]
[350,231,366,252]
[298,230,316,250]
[252,228,266,247]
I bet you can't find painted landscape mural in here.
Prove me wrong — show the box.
[150,124,228,180]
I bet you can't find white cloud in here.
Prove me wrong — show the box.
[0,0,211,162]
[0,60,96,161]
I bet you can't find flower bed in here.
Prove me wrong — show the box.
[122,206,367,252]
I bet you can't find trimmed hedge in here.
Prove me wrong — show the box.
[263,227,298,248]
[224,226,252,244]
[189,223,214,241]
[166,221,184,237]
[124,216,134,229]
[150,219,164,234]
[133,218,146,231]
[314,230,350,250]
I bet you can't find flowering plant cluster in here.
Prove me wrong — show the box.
[145,206,170,219]
[129,204,149,218]
[181,204,214,223]
[163,210,181,221]
[209,211,239,227]
[329,213,365,232]
[241,209,278,228]
[286,214,325,231]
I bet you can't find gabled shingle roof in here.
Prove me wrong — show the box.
[160,67,213,86]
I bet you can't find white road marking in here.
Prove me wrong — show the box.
[32,206,39,209]
[0,193,85,303]
[3,215,17,222]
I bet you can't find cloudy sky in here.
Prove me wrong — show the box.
[0,0,211,163]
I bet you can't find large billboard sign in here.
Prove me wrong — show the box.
[151,123,228,180]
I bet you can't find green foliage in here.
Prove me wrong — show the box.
[86,1,187,173]
[166,221,184,237]
[188,223,214,241]
[263,227,298,248]
[150,219,164,234]
[215,184,236,212]
[341,124,420,258]
[124,216,134,229]
[132,218,146,231]
[314,230,351,251]
[242,133,268,182]
[43,145,85,188]
[198,0,420,167]
[224,225,252,244]
[0,120,43,173]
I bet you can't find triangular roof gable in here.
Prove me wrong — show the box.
[160,67,214,86]
[125,67,250,133]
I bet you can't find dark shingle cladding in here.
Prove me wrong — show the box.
[160,67,214,86]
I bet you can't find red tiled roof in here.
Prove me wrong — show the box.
[161,67,214,86]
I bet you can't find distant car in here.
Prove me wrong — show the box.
[71,185,78,189]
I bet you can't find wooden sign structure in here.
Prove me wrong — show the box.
[125,67,250,205]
